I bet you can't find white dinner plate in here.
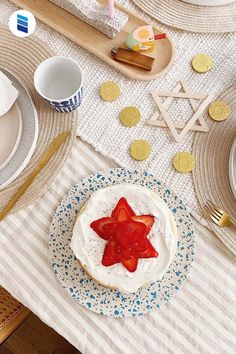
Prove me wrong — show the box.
[229,137,236,199]
[0,68,38,190]
[0,102,22,172]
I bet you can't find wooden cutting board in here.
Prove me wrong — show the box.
[10,0,175,81]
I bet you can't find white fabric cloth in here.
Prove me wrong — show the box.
[0,138,236,354]
[0,1,235,353]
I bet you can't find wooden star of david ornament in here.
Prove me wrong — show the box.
[147,80,212,143]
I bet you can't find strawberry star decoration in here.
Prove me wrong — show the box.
[90,197,158,272]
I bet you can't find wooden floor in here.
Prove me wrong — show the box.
[0,313,79,354]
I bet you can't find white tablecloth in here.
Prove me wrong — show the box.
[0,138,235,354]
[0,0,236,352]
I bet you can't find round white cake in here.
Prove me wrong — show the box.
[71,184,178,293]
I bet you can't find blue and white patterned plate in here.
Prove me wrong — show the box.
[49,168,195,317]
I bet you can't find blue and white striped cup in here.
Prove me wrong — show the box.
[34,56,83,113]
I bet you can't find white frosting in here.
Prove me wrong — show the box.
[0,72,18,117]
[71,184,178,293]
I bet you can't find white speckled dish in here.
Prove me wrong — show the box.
[0,68,38,190]
[0,102,22,172]
[49,168,195,318]
[229,137,236,199]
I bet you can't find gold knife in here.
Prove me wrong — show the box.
[0,131,71,221]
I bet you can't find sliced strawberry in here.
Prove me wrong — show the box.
[91,196,158,273]
[102,239,120,266]
[90,217,115,240]
[134,238,148,252]
[132,215,155,230]
[116,208,129,222]
[112,197,135,220]
[117,220,146,247]
[138,239,158,258]
[121,246,136,259]
[122,256,138,272]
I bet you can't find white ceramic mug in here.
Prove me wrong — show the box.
[34,56,83,113]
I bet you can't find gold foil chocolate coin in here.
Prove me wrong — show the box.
[173,152,196,173]
[119,106,141,127]
[192,54,213,73]
[208,100,230,121]
[130,140,152,161]
[100,81,120,102]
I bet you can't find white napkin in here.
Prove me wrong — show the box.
[0,71,18,117]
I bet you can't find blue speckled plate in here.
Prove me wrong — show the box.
[49,168,195,317]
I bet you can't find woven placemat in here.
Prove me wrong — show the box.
[131,0,236,33]
[0,26,78,212]
[193,86,236,255]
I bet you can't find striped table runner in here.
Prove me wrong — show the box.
[0,139,235,354]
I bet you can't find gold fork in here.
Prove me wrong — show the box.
[205,200,236,230]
